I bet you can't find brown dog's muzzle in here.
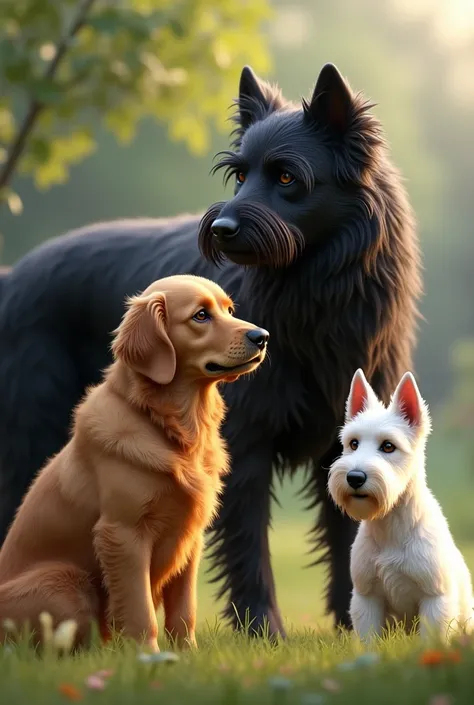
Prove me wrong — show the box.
[204,326,269,376]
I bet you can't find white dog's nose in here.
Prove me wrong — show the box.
[346,470,367,489]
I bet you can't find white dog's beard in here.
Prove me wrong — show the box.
[328,466,403,521]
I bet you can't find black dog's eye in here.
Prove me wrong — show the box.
[236,172,246,185]
[349,439,359,451]
[380,440,396,453]
[193,309,211,323]
[278,172,295,186]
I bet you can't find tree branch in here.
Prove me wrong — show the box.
[0,0,97,197]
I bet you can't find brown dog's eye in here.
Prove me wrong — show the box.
[236,172,246,184]
[349,439,359,451]
[228,307,234,316]
[279,172,295,186]
[380,441,396,453]
[193,309,210,323]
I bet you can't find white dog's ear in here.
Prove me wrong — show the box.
[391,372,430,430]
[346,368,379,421]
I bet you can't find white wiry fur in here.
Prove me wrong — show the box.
[328,368,473,641]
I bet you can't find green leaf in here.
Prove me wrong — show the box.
[69,55,98,77]
[169,114,209,155]
[168,20,185,38]
[34,159,68,189]
[29,137,51,164]
[52,129,96,163]
[28,78,63,105]
[87,9,124,35]
[104,109,137,144]
[0,104,15,142]
[4,57,32,83]
[29,129,96,189]
[87,8,165,39]
[0,38,18,65]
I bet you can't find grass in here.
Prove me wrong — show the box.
[3,612,474,704]
[2,434,474,703]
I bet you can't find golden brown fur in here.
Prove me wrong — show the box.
[0,274,267,651]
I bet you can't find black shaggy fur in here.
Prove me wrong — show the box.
[0,64,421,636]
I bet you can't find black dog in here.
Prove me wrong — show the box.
[0,64,421,636]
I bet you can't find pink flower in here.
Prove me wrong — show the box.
[429,695,453,705]
[85,675,106,691]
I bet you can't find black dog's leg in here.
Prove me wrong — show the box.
[0,332,82,542]
[319,491,357,629]
[207,443,285,638]
[310,442,358,630]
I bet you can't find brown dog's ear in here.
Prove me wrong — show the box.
[112,292,176,385]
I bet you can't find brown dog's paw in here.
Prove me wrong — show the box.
[182,635,197,650]
[143,637,160,653]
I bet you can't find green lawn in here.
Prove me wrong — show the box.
[2,436,474,703]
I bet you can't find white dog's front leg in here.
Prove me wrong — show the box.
[350,591,386,641]
[419,596,454,641]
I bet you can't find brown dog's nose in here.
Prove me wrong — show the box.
[246,328,269,351]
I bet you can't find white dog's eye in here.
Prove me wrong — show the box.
[349,439,359,451]
[380,440,396,453]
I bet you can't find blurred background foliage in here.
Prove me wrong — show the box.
[0,0,271,197]
[1,0,474,484]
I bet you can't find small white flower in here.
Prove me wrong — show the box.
[53,619,78,653]
[2,619,17,634]
[268,676,293,691]
[137,651,179,664]
[301,695,325,705]
[39,612,54,645]
[337,661,357,671]
[354,652,380,667]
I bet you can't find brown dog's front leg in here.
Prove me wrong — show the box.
[162,535,203,648]
[93,519,158,650]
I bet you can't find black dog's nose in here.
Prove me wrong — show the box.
[346,470,367,490]
[246,328,269,351]
[211,217,240,240]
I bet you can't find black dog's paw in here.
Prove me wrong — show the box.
[335,612,353,631]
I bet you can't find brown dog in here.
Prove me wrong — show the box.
[0,274,268,650]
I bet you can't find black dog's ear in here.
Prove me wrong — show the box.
[304,63,353,135]
[238,66,284,131]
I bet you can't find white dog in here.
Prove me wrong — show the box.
[328,368,473,641]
